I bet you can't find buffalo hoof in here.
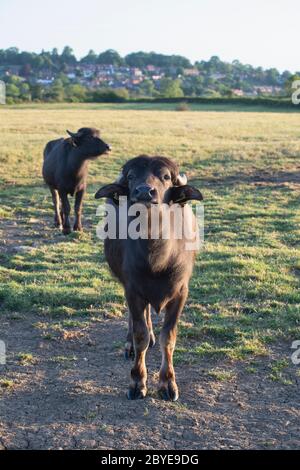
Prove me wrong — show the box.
[54,217,63,229]
[63,227,71,235]
[124,343,134,360]
[158,382,179,402]
[127,384,147,400]
[73,225,83,232]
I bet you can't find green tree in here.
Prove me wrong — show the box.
[159,78,184,98]
[46,79,65,102]
[114,87,129,100]
[125,52,191,68]
[6,83,20,100]
[92,87,129,102]
[81,49,98,64]
[31,84,44,101]
[265,68,280,85]
[97,50,124,66]
[65,84,87,102]
[139,79,155,97]
[19,82,31,101]
[61,46,76,66]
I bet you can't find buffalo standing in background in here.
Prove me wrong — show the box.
[43,127,110,234]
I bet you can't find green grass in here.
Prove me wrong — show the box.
[269,359,293,385]
[207,368,236,382]
[3,102,300,113]
[17,352,35,365]
[0,104,299,362]
[0,378,14,389]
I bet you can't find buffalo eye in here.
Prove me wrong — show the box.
[163,174,171,181]
[127,173,134,180]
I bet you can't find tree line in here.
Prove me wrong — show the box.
[0,47,192,69]
[0,47,299,104]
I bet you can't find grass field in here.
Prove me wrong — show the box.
[0,104,299,449]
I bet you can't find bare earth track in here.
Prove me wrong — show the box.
[0,218,299,450]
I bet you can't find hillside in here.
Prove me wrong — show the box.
[0,48,297,103]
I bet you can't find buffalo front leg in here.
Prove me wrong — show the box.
[59,191,71,235]
[124,310,134,360]
[73,189,84,231]
[147,305,155,348]
[125,304,155,359]
[50,187,62,229]
[126,293,149,399]
[159,286,188,401]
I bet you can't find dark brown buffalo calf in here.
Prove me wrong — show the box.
[43,128,110,234]
[95,155,203,401]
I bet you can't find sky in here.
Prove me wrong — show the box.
[0,0,298,72]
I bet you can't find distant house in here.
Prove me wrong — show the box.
[132,68,143,77]
[83,70,93,78]
[152,75,163,81]
[232,89,244,96]
[36,79,54,85]
[7,65,22,76]
[253,86,280,95]
[146,65,157,72]
[183,68,199,76]
[0,65,22,77]
[1,56,287,98]
[131,78,143,85]
[211,73,226,80]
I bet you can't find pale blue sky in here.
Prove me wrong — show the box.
[0,0,298,71]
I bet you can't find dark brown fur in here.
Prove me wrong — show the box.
[95,155,203,400]
[42,127,110,234]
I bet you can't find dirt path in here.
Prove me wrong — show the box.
[0,311,299,450]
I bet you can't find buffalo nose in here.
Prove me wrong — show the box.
[106,144,111,151]
[135,184,156,201]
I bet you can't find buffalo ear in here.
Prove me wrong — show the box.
[167,185,203,204]
[66,129,80,146]
[95,183,128,203]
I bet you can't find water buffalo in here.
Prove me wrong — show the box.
[43,127,110,234]
[95,155,203,401]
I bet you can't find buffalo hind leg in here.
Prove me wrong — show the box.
[50,187,62,229]
[158,286,188,401]
[59,191,71,235]
[126,292,149,399]
[73,189,84,231]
